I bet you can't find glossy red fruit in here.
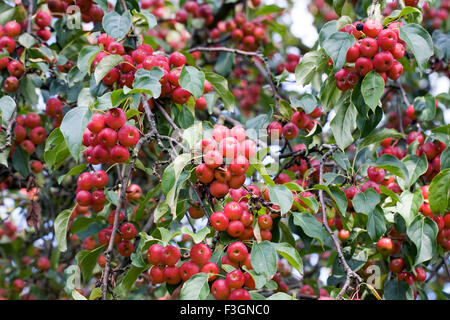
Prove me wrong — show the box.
[389,258,405,274]
[210,211,229,231]
[376,237,393,255]
[147,243,164,265]
[190,243,211,266]
[161,245,181,266]
[211,279,230,300]
[227,241,248,263]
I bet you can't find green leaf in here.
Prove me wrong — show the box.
[72,289,88,300]
[77,46,100,73]
[292,211,328,245]
[357,128,403,153]
[132,9,157,29]
[440,147,450,170]
[330,97,356,151]
[44,128,70,170]
[57,164,87,185]
[251,241,277,281]
[204,71,235,112]
[94,54,124,85]
[397,154,428,190]
[361,71,384,112]
[383,6,422,26]
[367,206,386,241]
[399,23,434,74]
[54,209,72,252]
[18,33,38,49]
[413,94,436,122]
[320,72,342,112]
[295,51,328,86]
[322,31,355,71]
[383,279,414,300]
[12,147,30,177]
[180,273,210,300]
[75,245,105,282]
[128,67,164,97]
[396,190,422,228]
[352,188,380,215]
[271,242,303,275]
[0,96,16,126]
[267,292,294,300]
[180,226,210,244]
[407,216,438,266]
[114,265,147,297]
[268,185,293,215]
[102,10,132,40]
[429,169,450,214]
[374,153,409,180]
[60,106,93,161]
[291,94,320,114]
[179,66,205,100]
[254,4,284,16]
[432,30,450,60]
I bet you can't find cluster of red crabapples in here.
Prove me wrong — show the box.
[82,107,140,165]
[195,125,257,199]
[335,19,406,91]
[92,33,213,111]
[266,106,322,141]
[209,13,270,52]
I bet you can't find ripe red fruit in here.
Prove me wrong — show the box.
[291,111,310,129]
[389,258,405,273]
[227,220,245,237]
[229,155,249,175]
[29,126,46,145]
[239,140,257,159]
[258,214,273,230]
[0,36,16,54]
[377,29,398,50]
[201,261,219,281]
[87,113,106,133]
[149,266,164,284]
[163,266,181,285]
[110,145,130,163]
[90,170,108,189]
[76,190,91,206]
[421,142,438,160]
[211,279,230,300]
[196,163,214,184]
[4,21,21,37]
[107,210,125,226]
[37,257,50,271]
[35,11,52,28]
[24,113,41,129]
[227,241,248,263]
[398,272,415,286]
[190,243,211,266]
[228,288,250,300]
[209,180,229,198]
[204,150,223,169]
[20,139,35,155]
[414,267,426,282]
[419,202,432,217]
[359,37,379,58]
[361,181,381,193]
[172,87,192,104]
[376,237,393,255]
[346,44,360,63]
[226,269,245,289]
[363,19,383,38]
[105,108,126,129]
[390,43,405,59]
[119,222,137,240]
[267,121,283,139]
[161,245,181,266]
[13,279,25,293]
[367,166,385,183]
[406,104,416,120]
[7,60,24,77]
[3,76,19,92]
[118,125,140,147]
[210,211,229,231]
[102,67,120,86]
[147,243,164,265]
[224,201,243,220]
[179,261,200,281]
[30,160,43,173]
[219,137,239,159]
[406,131,424,145]
[387,61,403,80]
[373,51,394,72]
[107,41,125,55]
[169,52,187,67]
[405,0,419,6]
[338,229,350,242]
[282,122,299,140]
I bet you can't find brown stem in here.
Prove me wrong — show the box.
[318,145,363,300]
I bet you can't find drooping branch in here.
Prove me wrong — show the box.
[317,144,363,300]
